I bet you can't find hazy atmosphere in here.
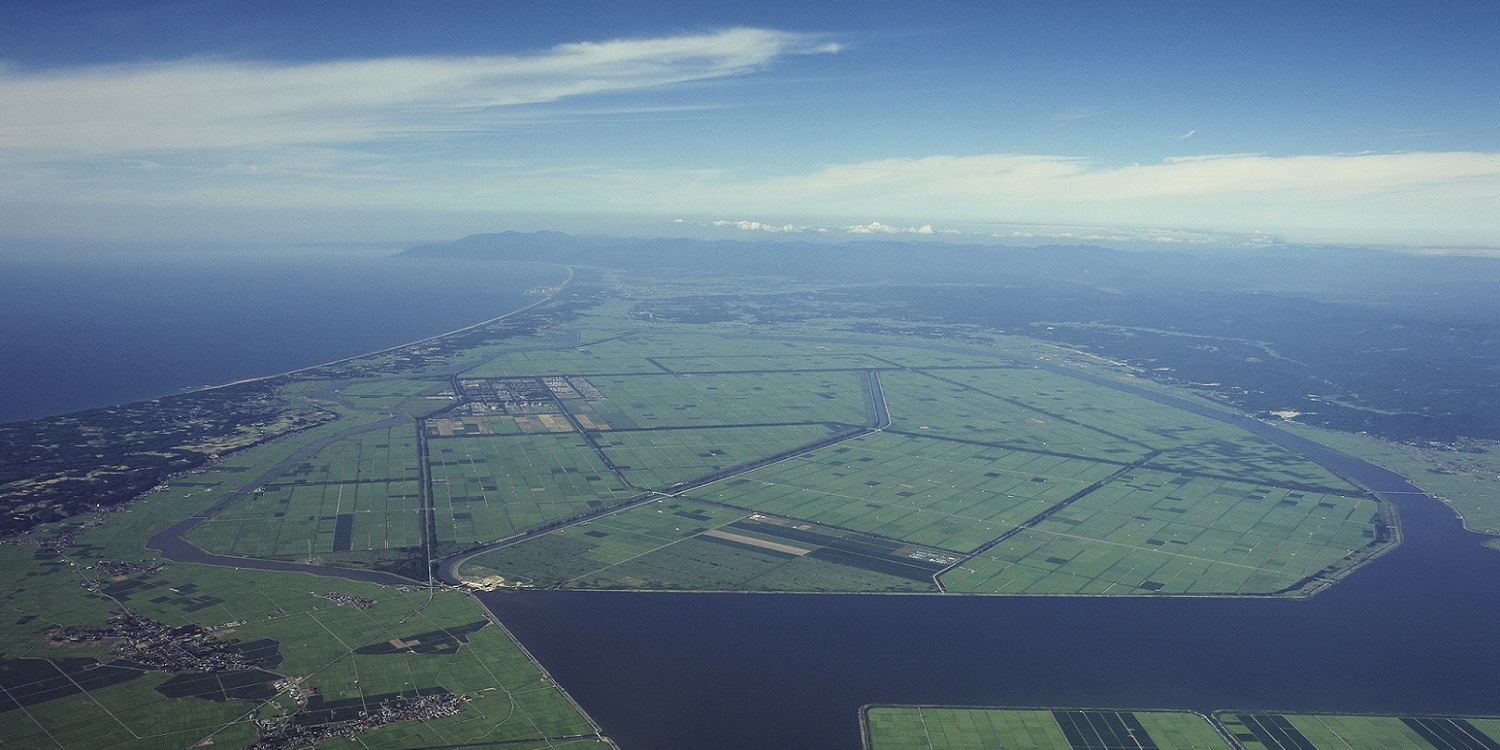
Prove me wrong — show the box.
[4,1,1499,248]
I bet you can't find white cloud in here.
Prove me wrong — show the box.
[706,218,961,236]
[0,27,837,156]
[711,219,808,233]
[706,216,1265,247]
[744,151,1500,203]
[846,221,936,235]
[706,151,1500,245]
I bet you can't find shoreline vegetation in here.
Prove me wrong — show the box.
[4,232,1500,748]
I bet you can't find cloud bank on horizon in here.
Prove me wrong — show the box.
[3,5,1499,249]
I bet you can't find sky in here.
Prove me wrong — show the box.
[3,1,1499,250]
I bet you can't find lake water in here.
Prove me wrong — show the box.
[0,244,564,423]
[483,386,1500,750]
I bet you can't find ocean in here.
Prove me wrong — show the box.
[0,243,564,424]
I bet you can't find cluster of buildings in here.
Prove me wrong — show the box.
[88,560,167,577]
[317,591,375,609]
[50,611,262,672]
[252,692,467,750]
[2,511,109,553]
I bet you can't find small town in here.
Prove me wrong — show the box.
[50,611,264,673]
[317,591,375,609]
[251,692,468,750]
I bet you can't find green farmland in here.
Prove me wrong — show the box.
[98,295,1394,599]
[0,261,1434,749]
[862,707,1500,750]
[862,707,1230,750]
[0,546,603,750]
[452,334,1391,596]
[1219,713,1500,750]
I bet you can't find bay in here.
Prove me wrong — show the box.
[0,244,564,424]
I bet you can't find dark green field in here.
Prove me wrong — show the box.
[864,707,1500,750]
[0,544,601,749]
[453,335,1389,596]
[862,707,1229,750]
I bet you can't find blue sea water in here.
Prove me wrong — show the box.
[0,243,563,424]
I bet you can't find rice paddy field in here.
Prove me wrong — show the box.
[862,708,1500,750]
[861,707,1230,750]
[120,313,1395,598]
[1218,713,1500,750]
[0,546,601,750]
[453,332,1390,596]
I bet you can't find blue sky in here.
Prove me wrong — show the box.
[3,1,1499,249]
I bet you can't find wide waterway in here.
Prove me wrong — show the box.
[482,377,1500,750]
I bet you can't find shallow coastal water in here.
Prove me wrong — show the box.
[0,246,563,423]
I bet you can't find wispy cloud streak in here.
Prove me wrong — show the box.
[0,28,838,155]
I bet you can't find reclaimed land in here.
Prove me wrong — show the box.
[863,707,1500,750]
[861,706,1232,750]
[452,331,1391,596]
[0,251,1464,749]
[90,265,1395,598]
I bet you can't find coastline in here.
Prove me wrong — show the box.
[208,263,574,393]
[0,254,570,426]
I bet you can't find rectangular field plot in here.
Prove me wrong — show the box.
[581,371,870,428]
[1220,714,1500,750]
[187,478,423,559]
[573,513,949,592]
[272,425,421,485]
[880,370,1153,462]
[467,498,750,587]
[863,707,1228,750]
[460,345,667,378]
[334,377,451,410]
[460,332,840,378]
[466,500,943,592]
[596,424,846,490]
[340,594,601,746]
[429,433,636,545]
[0,673,256,750]
[427,414,527,437]
[941,469,1383,595]
[650,352,888,373]
[692,432,1120,553]
[0,563,585,748]
[563,534,938,593]
[933,367,1354,490]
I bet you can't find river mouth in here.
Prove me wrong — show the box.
[481,404,1500,750]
